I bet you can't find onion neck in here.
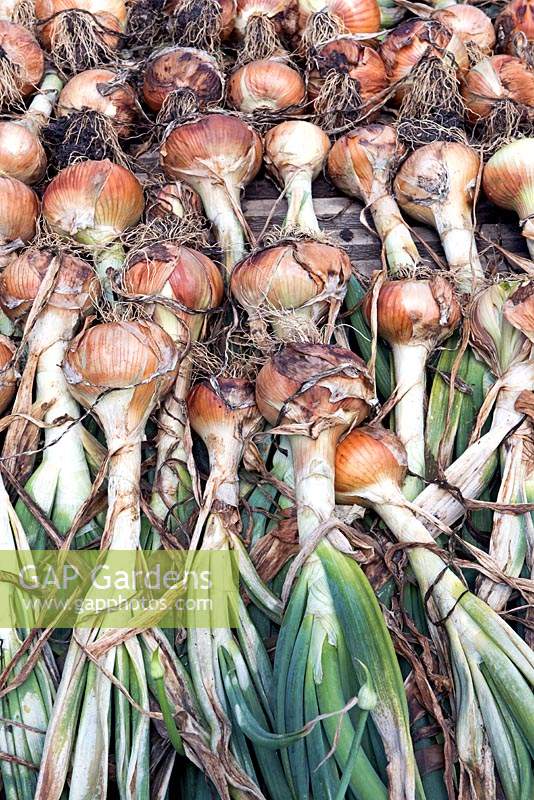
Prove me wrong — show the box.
[23,72,63,133]
[104,440,143,550]
[94,242,126,301]
[391,342,428,499]
[432,205,484,294]
[195,182,246,277]
[283,170,319,236]
[289,429,337,544]
[369,194,420,276]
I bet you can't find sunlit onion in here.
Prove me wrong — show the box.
[57,69,137,136]
[227,57,305,113]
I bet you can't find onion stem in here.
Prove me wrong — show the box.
[433,209,484,294]
[283,171,319,235]
[391,342,428,499]
[369,194,420,276]
[195,183,246,275]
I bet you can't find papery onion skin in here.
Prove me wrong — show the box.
[327,123,400,201]
[362,277,461,347]
[42,158,144,245]
[380,18,469,102]
[0,249,97,320]
[255,341,374,427]
[495,0,534,56]
[433,5,495,54]
[146,182,203,221]
[57,69,137,136]
[264,119,330,185]
[233,0,298,41]
[142,46,223,112]
[35,0,127,50]
[163,0,237,41]
[63,318,179,429]
[124,242,223,341]
[483,137,534,257]
[335,424,407,503]
[0,21,45,97]
[296,0,381,38]
[504,281,534,342]
[462,55,534,123]
[307,37,388,109]
[188,378,260,443]
[0,333,17,414]
[0,176,39,244]
[227,58,305,113]
[0,121,47,183]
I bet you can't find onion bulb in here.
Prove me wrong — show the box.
[163,0,236,51]
[395,141,484,294]
[0,333,16,414]
[0,121,47,184]
[462,55,534,129]
[433,4,495,55]
[328,124,420,275]
[296,0,381,48]
[264,120,330,234]
[231,238,350,344]
[362,276,461,496]
[307,37,388,129]
[483,138,534,260]
[233,0,298,62]
[57,68,137,136]
[35,0,127,71]
[161,113,262,275]
[0,176,39,250]
[227,57,305,113]
[142,46,223,117]
[0,21,44,107]
[495,0,534,61]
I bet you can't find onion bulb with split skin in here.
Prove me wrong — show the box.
[380,18,468,146]
[394,141,485,294]
[231,238,351,346]
[227,56,306,114]
[295,0,381,51]
[57,69,137,136]
[42,158,144,297]
[307,36,388,130]
[161,113,262,276]
[362,275,461,497]
[462,55,534,146]
[145,181,207,241]
[142,46,224,120]
[0,250,101,546]
[0,21,45,109]
[496,0,534,64]
[35,0,127,72]
[256,343,420,800]
[483,138,534,261]
[232,0,298,63]
[34,318,180,800]
[432,4,495,57]
[163,0,236,51]
[123,242,223,538]
[264,120,330,235]
[335,423,534,798]
[328,124,420,276]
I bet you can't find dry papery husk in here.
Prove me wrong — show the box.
[307,36,388,131]
[233,0,298,66]
[144,181,209,246]
[0,21,45,110]
[163,0,236,52]
[296,0,381,54]
[495,0,534,68]
[36,7,124,73]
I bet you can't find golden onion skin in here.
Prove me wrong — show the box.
[0,177,39,244]
[227,58,305,112]
[0,21,44,97]
[58,69,138,136]
[142,47,223,112]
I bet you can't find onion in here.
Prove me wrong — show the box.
[231,239,350,344]
[0,120,47,184]
[124,242,223,532]
[335,423,534,797]
[496,0,534,61]
[264,120,330,234]
[233,0,298,62]
[0,176,39,248]
[296,0,381,48]
[35,0,127,71]
[161,113,262,274]
[433,4,495,55]
[0,20,44,107]
[146,181,204,229]
[483,138,534,260]
[362,276,461,497]
[42,158,144,295]
[163,0,236,50]
[0,333,16,413]
[142,46,223,116]
[395,141,484,294]
[328,124,420,275]
[462,54,534,129]
[227,57,305,113]
[57,68,137,136]
[307,36,388,128]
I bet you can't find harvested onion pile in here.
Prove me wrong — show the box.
[0,1,532,799]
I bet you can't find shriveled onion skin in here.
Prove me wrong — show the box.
[0,121,47,184]
[227,58,305,113]
[35,0,127,50]
[42,159,144,243]
[462,55,534,123]
[296,0,381,37]
[161,113,262,187]
[142,47,223,112]
[0,21,44,97]
[188,378,260,443]
[58,69,137,136]
[307,38,388,107]
[496,0,534,56]
[0,176,39,244]
[433,5,495,54]
[327,123,401,200]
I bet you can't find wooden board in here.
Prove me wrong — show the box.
[242,175,528,276]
